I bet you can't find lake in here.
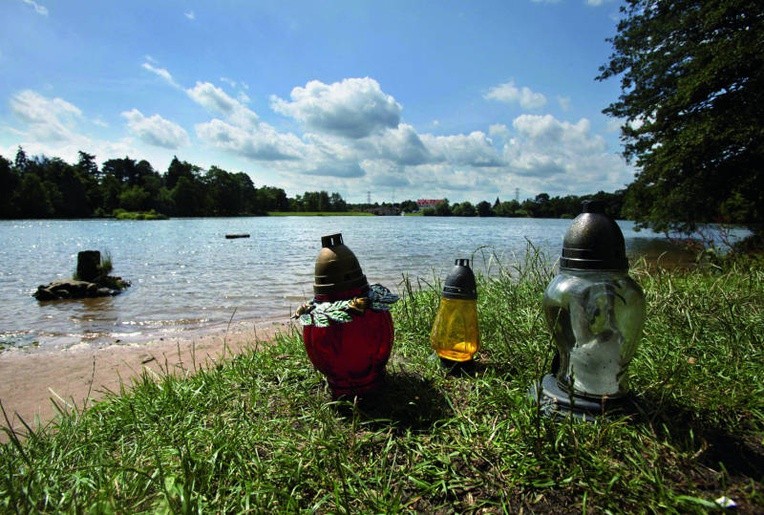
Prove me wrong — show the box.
[0,216,728,352]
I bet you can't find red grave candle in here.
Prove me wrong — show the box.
[297,234,397,398]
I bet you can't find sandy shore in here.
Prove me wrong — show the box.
[0,320,292,440]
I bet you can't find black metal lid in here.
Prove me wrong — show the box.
[442,258,477,300]
[313,233,369,294]
[559,201,629,271]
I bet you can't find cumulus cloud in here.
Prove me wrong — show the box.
[187,81,259,128]
[22,0,48,16]
[361,124,433,166]
[303,162,366,178]
[122,109,189,149]
[485,81,547,110]
[271,77,402,138]
[422,131,503,167]
[3,90,169,170]
[489,124,510,139]
[9,90,82,141]
[195,118,305,161]
[501,113,629,194]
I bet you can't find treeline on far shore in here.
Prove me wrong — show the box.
[0,148,624,220]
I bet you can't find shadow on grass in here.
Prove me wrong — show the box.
[333,370,453,433]
[633,392,764,480]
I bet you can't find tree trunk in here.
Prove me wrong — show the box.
[77,250,101,282]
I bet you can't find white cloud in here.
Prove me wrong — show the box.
[501,113,630,193]
[361,124,433,166]
[194,118,305,161]
[271,77,402,139]
[3,76,633,203]
[3,90,166,170]
[485,81,547,110]
[220,77,249,91]
[219,77,251,104]
[303,161,366,178]
[9,90,81,142]
[489,124,510,139]
[142,61,180,89]
[557,96,571,111]
[187,81,259,128]
[184,10,195,20]
[422,131,503,167]
[122,109,189,149]
[22,0,48,16]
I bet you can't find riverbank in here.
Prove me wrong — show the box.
[1,259,762,512]
[0,320,287,437]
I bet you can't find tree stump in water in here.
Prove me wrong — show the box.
[76,250,101,282]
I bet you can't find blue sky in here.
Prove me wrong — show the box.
[1,0,631,204]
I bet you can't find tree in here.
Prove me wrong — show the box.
[14,173,53,218]
[452,201,476,217]
[477,200,494,217]
[399,200,418,213]
[0,155,18,218]
[165,156,199,190]
[258,186,289,212]
[434,199,452,216]
[119,185,151,212]
[171,176,204,216]
[205,166,244,216]
[76,151,102,212]
[598,0,764,238]
[102,157,137,185]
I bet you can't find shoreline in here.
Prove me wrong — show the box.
[0,319,292,439]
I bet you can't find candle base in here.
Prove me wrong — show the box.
[530,374,634,421]
[327,371,386,400]
[438,357,477,377]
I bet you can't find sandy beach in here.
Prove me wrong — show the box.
[0,320,290,440]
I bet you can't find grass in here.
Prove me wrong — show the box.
[1,252,762,512]
[113,209,169,220]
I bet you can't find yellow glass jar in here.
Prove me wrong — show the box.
[430,259,479,363]
[430,297,480,362]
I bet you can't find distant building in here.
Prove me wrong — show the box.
[416,199,445,210]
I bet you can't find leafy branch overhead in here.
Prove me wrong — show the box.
[598,0,764,237]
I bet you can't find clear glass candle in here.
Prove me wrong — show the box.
[544,269,645,397]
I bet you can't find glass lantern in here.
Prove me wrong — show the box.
[430,259,480,365]
[535,201,646,418]
[297,233,398,398]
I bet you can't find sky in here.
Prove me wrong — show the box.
[0,0,632,205]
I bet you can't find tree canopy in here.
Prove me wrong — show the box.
[1,147,626,221]
[598,0,763,237]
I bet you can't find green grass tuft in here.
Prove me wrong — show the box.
[1,252,762,512]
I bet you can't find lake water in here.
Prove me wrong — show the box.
[0,216,731,352]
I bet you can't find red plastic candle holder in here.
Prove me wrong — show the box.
[297,234,398,398]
